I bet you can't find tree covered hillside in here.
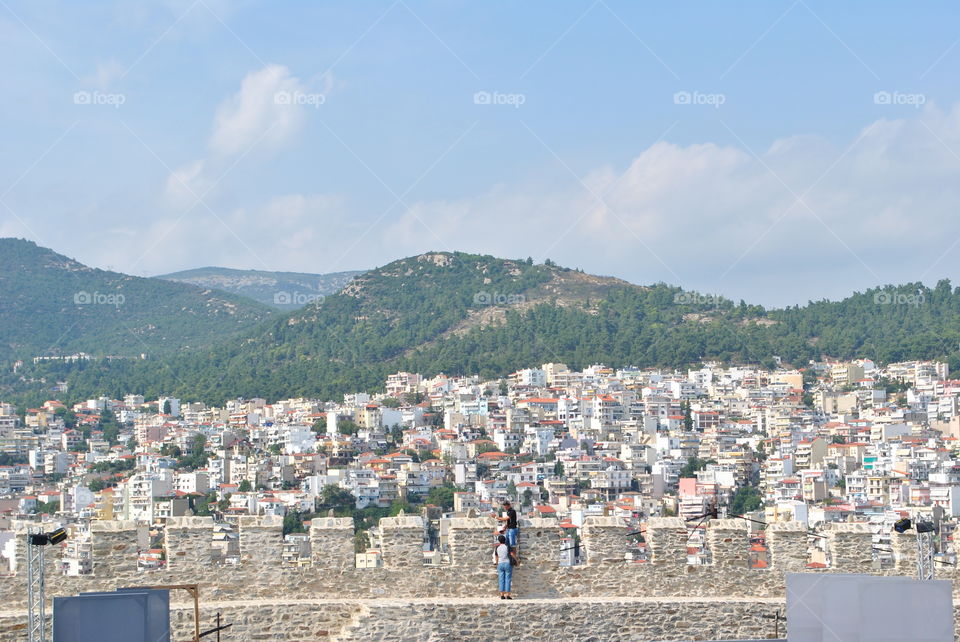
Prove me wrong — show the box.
[8,251,960,407]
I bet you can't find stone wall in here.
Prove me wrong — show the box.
[3,518,955,607]
[2,517,959,631]
[165,516,213,570]
[706,519,749,567]
[90,520,141,578]
[766,521,809,574]
[378,514,424,569]
[309,517,354,572]
[1,516,960,640]
[825,522,873,572]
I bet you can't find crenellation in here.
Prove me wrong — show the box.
[164,516,214,570]
[378,515,425,569]
[646,517,687,565]
[765,521,809,572]
[890,530,920,576]
[517,518,561,566]
[825,522,874,572]
[239,515,284,567]
[447,517,496,567]
[1,514,953,617]
[706,519,749,567]
[309,517,355,571]
[581,516,626,564]
[89,520,141,578]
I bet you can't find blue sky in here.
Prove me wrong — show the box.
[2,1,960,306]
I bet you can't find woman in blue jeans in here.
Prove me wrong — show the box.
[493,534,516,599]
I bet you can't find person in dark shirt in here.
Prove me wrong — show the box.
[497,501,519,549]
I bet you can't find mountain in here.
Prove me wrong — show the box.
[7,251,960,405]
[0,238,275,362]
[157,266,363,310]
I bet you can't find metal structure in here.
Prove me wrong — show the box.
[915,524,936,581]
[893,514,938,581]
[26,532,46,642]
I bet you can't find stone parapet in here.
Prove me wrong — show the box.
[766,521,809,572]
[238,515,284,567]
[309,517,355,571]
[448,517,497,567]
[518,518,561,566]
[825,522,873,572]
[646,517,688,565]
[379,514,425,569]
[706,519,749,567]
[165,516,213,570]
[581,516,626,564]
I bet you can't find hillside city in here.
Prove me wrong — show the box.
[0,357,956,574]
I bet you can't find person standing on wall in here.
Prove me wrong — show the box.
[497,500,519,553]
[493,534,517,599]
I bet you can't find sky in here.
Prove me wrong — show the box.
[2,1,960,307]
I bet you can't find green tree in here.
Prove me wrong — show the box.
[475,442,499,455]
[282,511,305,535]
[338,419,359,436]
[425,484,457,510]
[729,484,762,515]
[100,409,121,445]
[389,498,414,516]
[238,479,252,492]
[88,478,105,492]
[679,457,715,478]
[522,488,534,508]
[318,485,356,513]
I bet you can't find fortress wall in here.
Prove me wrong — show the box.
[825,522,874,572]
[0,517,956,613]
[766,521,809,573]
[309,517,354,572]
[706,519,750,567]
[378,515,424,569]
[7,599,960,642]
[164,516,214,571]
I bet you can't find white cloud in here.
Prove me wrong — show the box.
[64,100,960,306]
[165,64,318,207]
[208,64,307,157]
[385,103,960,305]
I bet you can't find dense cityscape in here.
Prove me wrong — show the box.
[1,357,955,574]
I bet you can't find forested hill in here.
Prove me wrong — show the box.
[12,250,960,406]
[0,238,275,362]
[157,266,363,310]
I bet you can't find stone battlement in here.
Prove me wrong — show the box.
[0,515,940,609]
